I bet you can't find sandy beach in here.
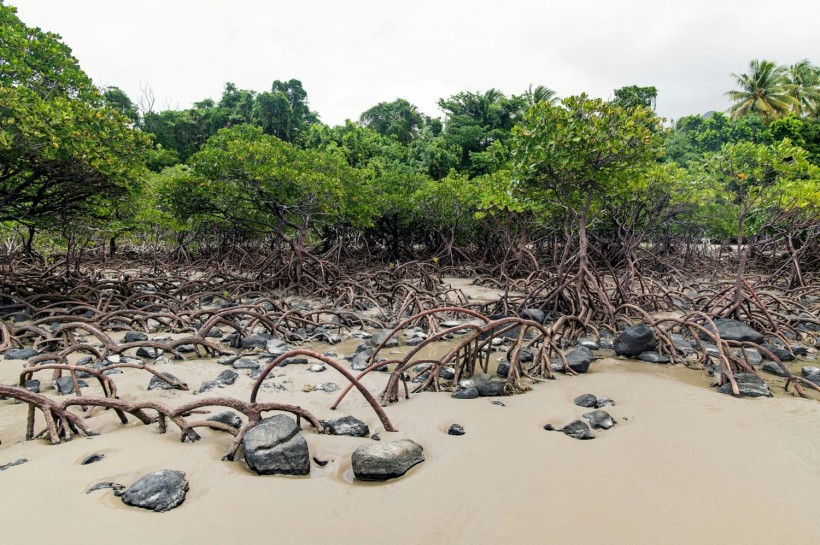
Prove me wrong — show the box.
[2,347,819,545]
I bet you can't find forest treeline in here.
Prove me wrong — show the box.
[1,3,818,284]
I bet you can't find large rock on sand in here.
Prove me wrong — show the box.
[351,439,424,481]
[243,415,310,476]
[717,374,772,398]
[614,324,656,357]
[121,470,188,512]
[702,319,764,344]
[459,373,505,397]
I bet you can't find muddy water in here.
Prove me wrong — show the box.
[1,322,819,545]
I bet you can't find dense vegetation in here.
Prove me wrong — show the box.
[1,2,818,297]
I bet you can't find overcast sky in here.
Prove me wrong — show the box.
[9,0,819,125]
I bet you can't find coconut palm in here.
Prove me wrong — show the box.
[726,59,796,122]
[786,59,820,116]
[525,84,557,106]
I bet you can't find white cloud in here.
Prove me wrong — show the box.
[10,0,820,124]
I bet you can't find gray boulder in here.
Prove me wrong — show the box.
[324,416,369,437]
[240,334,274,349]
[243,415,310,476]
[760,344,795,362]
[583,410,616,430]
[638,351,669,364]
[574,394,598,408]
[559,420,595,440]
[451,386,479,399]
[233,358,260,370]
[519,308,546,324]
[351,439,424,481]
[216,369,238,385]
[717,374,772,397]
[370,330,399,348]
[762,361,788,377]
[123,331,148,343]
[703,319,764,344]
[207,411,243,429]
[121,470,188,512]
[147,372,182,391]
[447,424,465,435]
[3,348,38,360]
[460,373,505,396]
[614,324,656,357]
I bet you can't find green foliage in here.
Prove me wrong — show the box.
[359,99,423,145]
[726,59,797,122]
[437,89,527,176]
[513,94,663,211]
[697,140,820,238]
[612,85,658,111]
[164,125,374,240]
[0,3,149,226]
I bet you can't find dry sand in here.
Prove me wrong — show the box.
[1,340,819,545]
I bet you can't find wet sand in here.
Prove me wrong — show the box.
[1,344,819,545]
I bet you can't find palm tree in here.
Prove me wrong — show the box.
[786,59,820,116]
[525,84,557,106]
[726,59,796,122]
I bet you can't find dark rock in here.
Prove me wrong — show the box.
[739,348,763,366]
[760,344,795,362]
[702,318,764,344]
[121,470,188,512]
[564,346,596,373]
[86,481,125,494]
[490,400,505,406]
[207,411,242,429]
[350,351,372,371]
[801,366,820,377]
[670,334,695,354]
[582,410,616,430]
[280,357,308,366]
[147,372,181,391]
[638,351,669,364]
[313,457,329,467]
[506,348,534,363]
[447,424,465,435]
[519,308,546,324]
[205,327,223,338]
[614,324,656,357]
[233,358,260,370]
[460,373,505,397]
[762,361,788,377]
[496,361,510,377]
[54,376,83,395]
[81,453,105,465]
[136,347,160,358]
[198,380,217,393]
[792,345,808,356]
[451,386,479,399]
[542,424,556,431]
[243,415,310,476]
[123,331,148,343]
[324,416,369,437]
[216,369,238,385]
[579,338,600,350]
[217,355,240,366]
[370,330,399,348]
[559,420,595,440]
[240,334,274,349]
[596,397,616,408]
[717,374,772,397]
[574,394,598,408]
[351,439,424,481]
[24,379,40,393]
[439,367,455,380]
[3,348,38,360]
